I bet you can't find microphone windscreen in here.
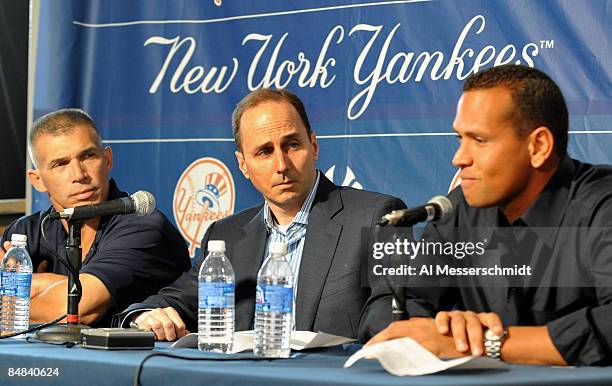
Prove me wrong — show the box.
[131,191,156,216]
[428,195,454,223]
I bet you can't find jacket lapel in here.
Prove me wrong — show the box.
[231,206,267,330]
[295,176,343,331]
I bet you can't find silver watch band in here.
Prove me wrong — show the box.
[484,329,507,359]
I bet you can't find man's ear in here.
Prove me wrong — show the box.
[310,132,319,161]
[528,126,555,168]
[27,169,48,193]
[103,146,113,171]
[235,150,250,179]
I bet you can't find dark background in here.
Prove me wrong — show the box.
[0,1,28,200]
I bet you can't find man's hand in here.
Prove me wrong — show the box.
[2,241,47,273]
[434,311,504,356]
[369,314,567,365]
[134,307,189,341]
[367,317,465,358]
[0,241,10,259]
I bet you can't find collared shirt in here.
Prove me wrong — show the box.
[0,179,191,327]
[405,156,612,365]
[262,171,321,320]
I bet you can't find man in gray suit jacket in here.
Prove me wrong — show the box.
[120,89,406,341]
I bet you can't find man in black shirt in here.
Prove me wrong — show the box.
[1,109,191,326]
[368,65,612,366]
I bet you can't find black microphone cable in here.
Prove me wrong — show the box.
[133,352,289,386]
[40,214,83,300]
[0,313,67,340]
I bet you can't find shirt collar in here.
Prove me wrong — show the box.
[519,155,574,229]
[98,178,127,228]
[499,155,575,247]
[263,171,321,230]
[43,178,125,254]
[107,178,126,200]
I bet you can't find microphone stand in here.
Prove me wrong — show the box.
[374,224,407,322]
[391,297,406,322]
[35,220,90,343]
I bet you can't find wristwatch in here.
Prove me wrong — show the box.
[484,329,507,359]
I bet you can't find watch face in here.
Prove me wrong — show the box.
[485,329,501,341]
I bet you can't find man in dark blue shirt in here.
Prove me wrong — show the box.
[368,65,612,366]
[1,109,190,327]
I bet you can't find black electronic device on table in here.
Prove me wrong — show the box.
[80,328,155,350]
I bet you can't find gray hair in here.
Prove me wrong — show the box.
[29,108,103,168]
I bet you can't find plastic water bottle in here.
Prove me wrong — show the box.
[254,241,294,358]
[198,240,235,353]
[0,234,32,338]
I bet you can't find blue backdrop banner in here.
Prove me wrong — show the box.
[32,0,612,257]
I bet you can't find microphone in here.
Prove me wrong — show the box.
[378,195,453,227]
[49,191,156,221]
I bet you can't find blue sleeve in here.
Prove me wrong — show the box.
[80,210,190,314]
[115,221,216,331]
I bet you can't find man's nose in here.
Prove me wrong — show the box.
[69,159,89,182]
[452,142,472,168]
[275,150,289,173]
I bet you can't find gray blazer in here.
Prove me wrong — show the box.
[118,175,406,340]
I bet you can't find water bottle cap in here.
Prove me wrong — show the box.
[269,241,288,255]
[207,240,226,252]
[10,234,27,244]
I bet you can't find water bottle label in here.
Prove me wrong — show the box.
[255,284,293,313]
[1,272,32,298]
[199,282,234,308]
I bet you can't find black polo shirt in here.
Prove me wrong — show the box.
[1,179,191,327]
[405,156,612,366]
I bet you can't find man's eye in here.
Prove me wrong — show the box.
[289,142,300,149]
[256,149,271,156]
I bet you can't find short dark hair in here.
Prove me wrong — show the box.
[463,64,568,158]
[29,108,103,167]
[231,89,312,150]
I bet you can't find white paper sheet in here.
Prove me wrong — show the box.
[171,330,355,353]
[344,337,508,376]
